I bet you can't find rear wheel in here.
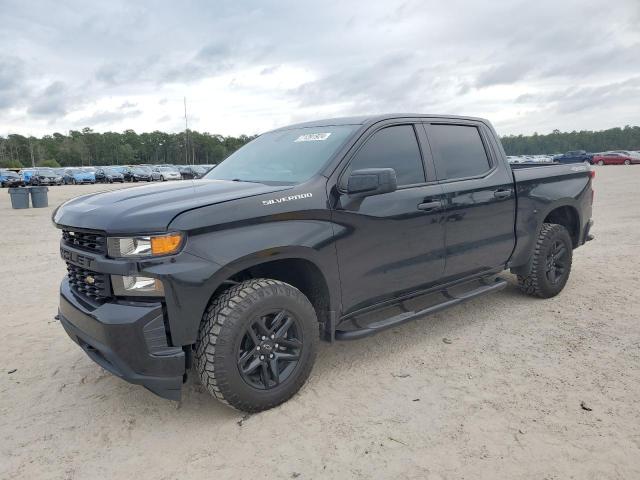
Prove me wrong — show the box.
[195,278,318,412]
[598,160,604,166]
[518,223,573,298]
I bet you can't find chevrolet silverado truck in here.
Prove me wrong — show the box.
[53,114,595,412]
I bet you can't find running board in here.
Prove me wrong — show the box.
[335,278,507,341]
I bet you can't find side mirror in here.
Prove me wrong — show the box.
[347,168,397,197]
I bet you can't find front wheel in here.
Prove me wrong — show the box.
[195,278,318,412]
[598,160,604,166]
[624,159,631,165]
[518,223,573,298]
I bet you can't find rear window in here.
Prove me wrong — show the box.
[427,124,491,180]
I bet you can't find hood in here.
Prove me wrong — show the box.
[53,179,289,233]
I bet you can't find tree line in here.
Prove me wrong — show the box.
[500,125,640,156]
[0,128,255,169]
[1,125,639,169]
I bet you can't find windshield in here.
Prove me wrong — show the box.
[2,170,19,177]
[205,125,357,184]
[158,167,177,172]
[103,167,119,174]
[39,168,56,176]
[134,167,151,173]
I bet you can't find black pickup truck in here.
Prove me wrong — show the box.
[53,114,594,412]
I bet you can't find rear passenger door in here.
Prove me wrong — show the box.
[423,122,516,281]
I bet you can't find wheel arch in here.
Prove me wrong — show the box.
[543,204,581,247]
[510,200,582,276]
[202,248,340,342]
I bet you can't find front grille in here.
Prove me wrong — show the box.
[67,263,110,301]
[62,229,106,253]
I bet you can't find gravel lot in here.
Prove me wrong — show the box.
[1,167,639,479]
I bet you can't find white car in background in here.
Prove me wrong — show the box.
[154,166,182,181]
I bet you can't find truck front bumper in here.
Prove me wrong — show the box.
[58,279,186,400]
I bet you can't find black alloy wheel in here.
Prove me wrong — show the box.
[236,310,303,390]
[544,239,568,285]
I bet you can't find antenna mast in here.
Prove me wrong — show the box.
[183,97,189,165]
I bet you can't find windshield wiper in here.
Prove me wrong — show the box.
[231,178,263,184]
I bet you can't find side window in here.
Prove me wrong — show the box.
[345,125,425,186]
[427,124,491,180]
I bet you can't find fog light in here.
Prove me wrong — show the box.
[111,275,164,297]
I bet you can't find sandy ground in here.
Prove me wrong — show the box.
[0,167,639,480]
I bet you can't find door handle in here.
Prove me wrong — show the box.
[417,200,443,211]
[493,189,512,199]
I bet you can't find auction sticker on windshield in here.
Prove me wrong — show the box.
[294,133,331,142]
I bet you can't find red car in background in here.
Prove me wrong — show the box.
[592,153,639,165]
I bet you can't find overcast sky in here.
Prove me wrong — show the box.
[1,0,638,138]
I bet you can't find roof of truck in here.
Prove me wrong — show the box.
[273,113,489,131]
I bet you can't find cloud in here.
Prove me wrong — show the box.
[0,0,639,136]
[0,56,30,111]
[27,81,80,117]
[517,77,640,114]
[75,108,143,126]
[476,62,534,88]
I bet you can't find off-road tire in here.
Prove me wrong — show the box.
[518,223,573,298]
[195,278,318,412]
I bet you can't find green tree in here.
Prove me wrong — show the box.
[38,159,61,167]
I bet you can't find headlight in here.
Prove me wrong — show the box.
[107,232,183,258]
[111,275,164,297]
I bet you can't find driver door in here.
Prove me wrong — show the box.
[331,123,446,315]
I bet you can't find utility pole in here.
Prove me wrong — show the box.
[183,97,189,165]
[29,137,36,167]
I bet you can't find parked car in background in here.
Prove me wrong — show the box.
[554,150,593,164]
[95,167,125,183]
[137,165,160,180]
[609,150,640,160]
[0,169,24,187]
[591,153,639,165]
[130,166,154,182]
[19,169,35,184]
[153,166,182,181]
[110,166,134,181]
[178,165,209,179]
[20,168,63,186]
[63,168,96,184]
